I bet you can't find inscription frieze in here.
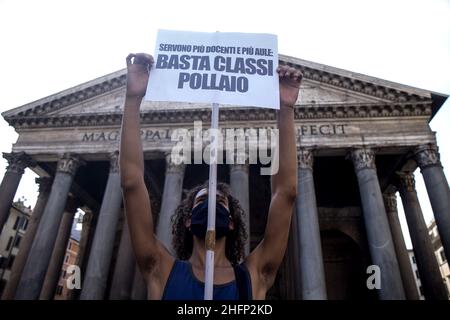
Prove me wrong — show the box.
[81,123,351,143]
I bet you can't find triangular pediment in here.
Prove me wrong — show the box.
[2,54,446,122]
[40,78,389,117]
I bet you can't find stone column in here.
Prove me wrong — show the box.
[80,151,122,300]
[288,207,301,299]
[280,213,301,299]
[0,152,35,231]
[15,153,83,299]
[131,265,147,300]
[156,154,185,253]
[109,217,136,300]
[383,190,420,300]
[397,171,448,300]
[414,144,450,265]
[230,163,250,255]
[2,177,52,300]
[350,147,405,300]
[294,149,327,300]
[39,196,78,300]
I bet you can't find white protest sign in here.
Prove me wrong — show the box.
[145,29,279,109]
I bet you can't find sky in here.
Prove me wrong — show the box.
[0,0,449,249]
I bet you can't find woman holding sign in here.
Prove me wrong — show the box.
[120,53,302,300]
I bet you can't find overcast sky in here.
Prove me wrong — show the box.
[0,0,449,249]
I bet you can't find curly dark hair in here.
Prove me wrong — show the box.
[171,181,248,265]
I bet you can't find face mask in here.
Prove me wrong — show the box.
[190,198,231,239]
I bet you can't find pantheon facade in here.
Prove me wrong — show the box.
[0,55,449,300]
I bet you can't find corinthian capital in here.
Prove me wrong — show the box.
[35,176,53,194]
[56,153,85,176]
[109,151,119,173]
[383,190,398,213]
[81,209,94,225]
[3,152,35,174]
[350,148,376,171]
[297,148,314,170]
[414,144,441,169]
[165,152,185,174]
[397,171,416,193]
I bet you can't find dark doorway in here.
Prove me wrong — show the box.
[321,230,377,300]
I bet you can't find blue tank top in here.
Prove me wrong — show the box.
[162,260,252,300]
